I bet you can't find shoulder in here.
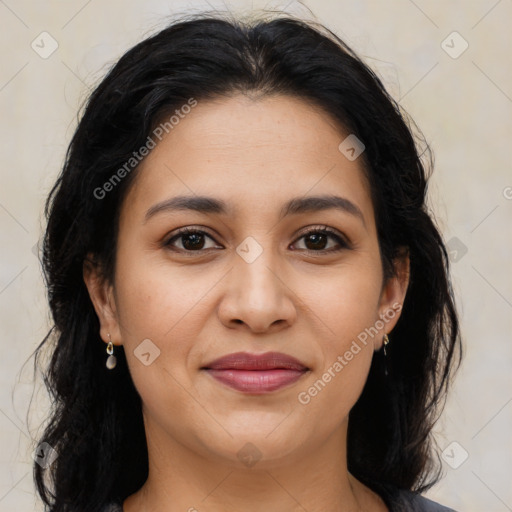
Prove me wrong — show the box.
[392,489,458,512]
[373,483,458,512]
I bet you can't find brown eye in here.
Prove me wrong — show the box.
[164,228,220,252]
[292,227,349,253]
[303,232,329,250]
[180,232,206,250]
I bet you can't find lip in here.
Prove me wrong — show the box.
[201,351,309,394]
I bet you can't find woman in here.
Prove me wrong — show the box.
[33,11,462,512]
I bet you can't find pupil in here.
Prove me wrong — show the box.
[306,233,326,250]
[183,233,204,250]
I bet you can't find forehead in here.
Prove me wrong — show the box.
[150,94,351,162]
[121,94,373,223]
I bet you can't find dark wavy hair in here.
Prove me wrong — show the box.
[32,11,462,511]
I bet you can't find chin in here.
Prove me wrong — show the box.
[194,427,307,469]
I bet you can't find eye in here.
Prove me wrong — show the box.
[291,226,350,253]
[163,227,221,252]
[163,225,350,255]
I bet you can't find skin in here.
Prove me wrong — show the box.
[84,93,409,512]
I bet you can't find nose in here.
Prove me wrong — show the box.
[217,246,297,334]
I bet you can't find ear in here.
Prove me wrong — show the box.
[375,247,410,350]
[83,254,122,346]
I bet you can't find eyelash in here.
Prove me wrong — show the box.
[163,225,350,255]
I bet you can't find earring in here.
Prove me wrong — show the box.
[383,333,390,357]
[106,333,117,370]
[382,333,390,376]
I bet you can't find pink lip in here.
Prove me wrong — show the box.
[202,351,309,394]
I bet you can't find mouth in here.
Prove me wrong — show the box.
[201,351,309,394]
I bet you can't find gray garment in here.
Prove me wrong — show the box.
[102,505,123,512]
[102,491,458,511]
[394,491,458,511]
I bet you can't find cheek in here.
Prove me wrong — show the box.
[296,343,373,438]
[113,252,210,342]
[295,261,381,414]
[112,263,209,438]
[295,269,381,419]
[308,260,383,344]
[112,257,204,391]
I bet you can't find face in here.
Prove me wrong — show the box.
[85,93,408,469]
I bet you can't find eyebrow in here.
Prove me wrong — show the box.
[144,194,366,226]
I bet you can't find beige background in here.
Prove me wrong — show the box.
[1,1,511,510]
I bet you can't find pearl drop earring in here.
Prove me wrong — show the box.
[106,333,117,370]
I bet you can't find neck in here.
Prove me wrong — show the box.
[123,415,386,512]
